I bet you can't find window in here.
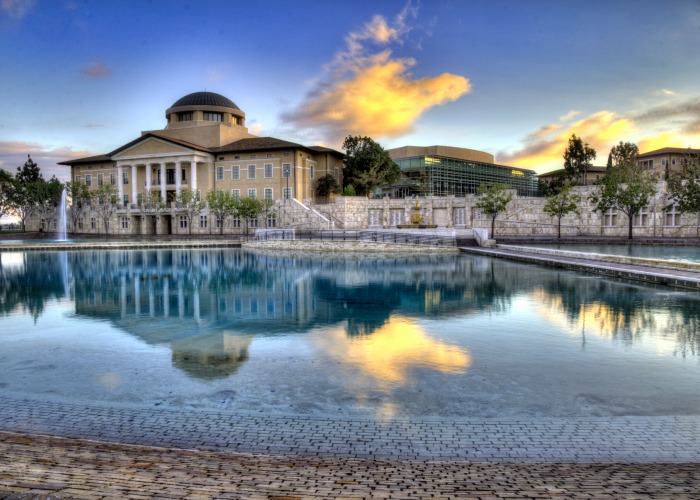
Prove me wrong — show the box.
[672,157,676,165]
[249,218,259,228]
[90,217,96,229]
[633,206,649,227]
[282,163,291,178]
[179,112,193,122]
[199,215,208,228]
[75,175,82,183]
[232,217,241,228]
[248,188,257,199]
[453,208,466,226]
[264,188,273,201]
[110,173,115,185]
[310,165,314,180]
[368,210,381,226]
[266,153,273,158]
[78,218,83,230]
[267,213,276,227]
[283,187,292,199]
[231,189,240,200]
[602,208,617,226]
[639,159,653,170]
[661,158,667,166]
[205,112,222,122]
[215,217,223,229]
[264,164,273,178]
[284,152,290,157]
[120,216,129,229]
[97,174,104,186]
[250,154,257,159]
[248,165,256,179]
[665,204,681,226]
[181,169,186,182]
[123,171,129,185]
[85,175,92,187]
[123,194,129,205]
[179,216,188,229]
[216,166,224,180]
[234,155,240,160]
[231,165,240,180]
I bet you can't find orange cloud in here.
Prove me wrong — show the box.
[0,141,90,180]
[502,96,700,174]
[283,6,470,145]
[82,61,111,79]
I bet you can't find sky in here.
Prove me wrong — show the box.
[1,0,700,182]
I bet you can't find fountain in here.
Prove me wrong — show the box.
[57,188,67,241]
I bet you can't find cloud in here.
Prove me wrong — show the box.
[559,110,581,122]
[497,112,635,172]
[497,96,700,173]
[1,0,35,19]
[0,141,91,181]
[660,88,676,96]
[81,61,111,79]
[282,4,470,146]
[206,64,232,83]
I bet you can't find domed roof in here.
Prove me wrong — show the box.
[170,91,239,110]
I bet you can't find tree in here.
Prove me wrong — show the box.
[175,188,205,235]
[608,141,639,167]
[92,184,119,234]
[34,177,64,232]
[66,180,90,233]
[563,134,596,185]
[141,190,168,234]
[589,159,657,240]
[475,183,513,237]
[233,196,265,236]
[315,174,340,201]
[543,185,581,238]
[342,136,400,197]
[0,169,14,221]
[342,185,356,196]
[206,190,237,235]
[10,155,45,232]
[667,151,700,235]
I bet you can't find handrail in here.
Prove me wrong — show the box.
[255,229,456,247]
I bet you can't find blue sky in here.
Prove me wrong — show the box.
[2,0,700,181]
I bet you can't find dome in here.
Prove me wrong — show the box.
[170,91,239,110]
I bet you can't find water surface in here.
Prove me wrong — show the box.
[1,248,699,419]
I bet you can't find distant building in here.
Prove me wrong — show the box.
[384,145,539,198]
[636,147,700,179]
[538,166,607,186]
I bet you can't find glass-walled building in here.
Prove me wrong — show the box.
[384,145,539,198]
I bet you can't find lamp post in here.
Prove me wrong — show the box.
[583,142,590,186]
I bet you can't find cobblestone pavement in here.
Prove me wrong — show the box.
[2,396,700,498]
[1,432,700,499]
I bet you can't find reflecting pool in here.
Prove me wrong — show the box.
[1,248,699,419]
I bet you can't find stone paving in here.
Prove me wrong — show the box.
[1,396,700,498]
[2,431,700,499]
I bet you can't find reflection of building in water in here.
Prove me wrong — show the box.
[171,331,252,380]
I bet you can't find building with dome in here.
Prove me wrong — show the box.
[60,91,344,234]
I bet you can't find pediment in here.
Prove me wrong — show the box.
[112,137,193,159]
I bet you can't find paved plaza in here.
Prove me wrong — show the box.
[1,395,700,498]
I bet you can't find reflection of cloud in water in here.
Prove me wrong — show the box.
[313,317,470,388]
[531,289,679,355]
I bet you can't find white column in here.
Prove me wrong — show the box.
[159,163,166,201]
[131,165,138,205]
[146,164,152,192]
[176,161,182,196]
[149,283,155,318]
[190,160,197,193]
[178,281,184,319]
[117,164,124,200]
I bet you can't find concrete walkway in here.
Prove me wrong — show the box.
[460,245,700,290]
[1,395,700,498]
